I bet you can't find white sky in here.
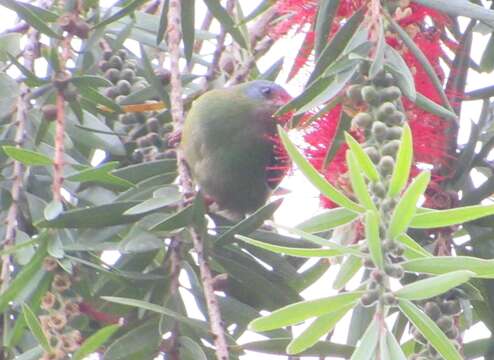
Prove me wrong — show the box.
[1,1,492,359]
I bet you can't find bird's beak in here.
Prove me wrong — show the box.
[274,91,292,107]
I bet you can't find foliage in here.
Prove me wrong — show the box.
[1,0,494,359]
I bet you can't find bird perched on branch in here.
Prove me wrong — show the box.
[181,80,292,219]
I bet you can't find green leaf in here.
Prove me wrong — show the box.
[385,13,452,111]
[333,255,362,290]
[124,186,181,215]
[149,205,193,231]
[0,234,47,314]
[409,204,494,229]
[346,151,376,210]
[36,202,144,228]
[413,92,458,122]
[71,75,113,88]
[73,325,121,360]
[366,210,384,269]
[402,256,494,278]
[384,45,416,101]
[308,6,365,85]
[413,0,494,26]
[101,296,209,331]
[481,33,494,72]
[395,233,431,259]
[2,146,52,166]
[345,132,380,182]
[0,33,21,61]
[94,0,148,29]
[0,0,60,38]
[139,44,170,107]
[349,318,379,360]
[297,207,359,233]
[66,162,134,188]
[215,199,283,246]
[249,292,363,332]
[287,304,353,355]
[181,0,195,63]
[369,20,385,78]
[278,127,363,213]
[385,331,407,360]
[178,336,207,360]
[398,299,463,360]
[203,0,248,48]
[388,123,413,197]
[236,235,356,258]
[43,200,63,221]
[395,271,475,300]
[22,303,51,352]
[112,159,177,183]
[388,171,431,239]
[313,0,339,58]
[156,0,170,44]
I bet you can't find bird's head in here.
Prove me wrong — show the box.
[241,80,292,113]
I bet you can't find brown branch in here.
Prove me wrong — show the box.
[167,1,229,359]
[52,91,65,202]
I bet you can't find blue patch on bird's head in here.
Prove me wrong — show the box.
[242,80,291,107]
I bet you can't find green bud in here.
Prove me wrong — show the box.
[361,289,379,307]
[424,301,442,321]
[104,68,120,84]
[364,146,380,164]
[373,72,395,87]
[445,327,459,339]
[116,79,132,95]
[376,102,396,122]
[346,84,363,104]
[370,182,386,198]
[108,55,123,70]
[120,68,136,82]
[387,111,405,126]
[117,49,127,60]
[441,300,462,316]
[98,60,110,72]
[146,117,160,132]
[371,121,388,141]
[387,126,403,140]
[361,85,381,106]
[383,292,397,306]
[352,112,373,128]
[378,156,395,175]
[379,86,402,101]
[384,264,404,278]
[381,140,401,157]
[437,316,453,331]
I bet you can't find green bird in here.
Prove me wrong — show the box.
[181,80,291,218]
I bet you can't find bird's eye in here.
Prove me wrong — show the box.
[260,87,272,97]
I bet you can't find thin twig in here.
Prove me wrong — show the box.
[167,1,229,359]
[52,91,65,202]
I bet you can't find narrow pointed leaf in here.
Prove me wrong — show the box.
[395,271,475,300]
[322,109,351,168]
[385,331,407,360]
[2,146,52,166]
[384,45,416,101]
[388,123,413,197]
[413,92,458,122]
[157,0,170,44]
[94,0,147,29]
[22,304,51,352]
[366,210,384,269]
[388,171,431,239]
[287,304,353,355]
[181,0,195,63]
[399,299,463,360]
[236,235,356,258]
[369,20,385,78]
[396,234,431,258]
[409,204,494,229]
[347,151,376,210]
[345,133,380,182]
[249,292,363,332]
[402,256,494,278]
[73,325,121,360]
[278,127,363,213]
[203,0,248,48]
[349,318,379,360]
[139,45,170,107]
[297,207,358,233]
[412,0,494,26]
[333,255,362,290]
[314,0,339,58]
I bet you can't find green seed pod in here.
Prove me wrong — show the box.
[441,300,462,316]
[132,149,144,162]
[378,155,395,175]
[42,104,57,122]
[136,135,152,148]
[73,19,90,39]
[116,79,132,95]
[132,82,148,92]
[128,125,147,140]
[361,85,381,106]
[371,121,388,141]
[155,68,171,85]
[373,72,395,87]
[146,117,160,132]
[119,68,136,82]
[445,327,459,339]
[119,113,137,125]
[370,182,386,198]
[364,146,380,164]
[346,84,363,104]
[123,60,138,71]
[424,301,442,321]
[117,49,127,60]
[352,112,373,128]
[381,198,397,212]
[63,85,78,102]
[103,86,118,99]
[383,292,397,306]
[381,140,401,157]
[115,95,127,104]
[384,264,404,278]
[387,126,403,140]
[108,55,123,70]
[363,256,375,269]
[393,244,405,257]
[376,102,396,122]
[379,86,402,101]
[387,111,405,126]
[360,289,379,307]
[162,123,174,133]
[382,239,397,252]
[370,269,385,284]
[436,316,453,331]
[104,68,120,84]
[146,132,161,146]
